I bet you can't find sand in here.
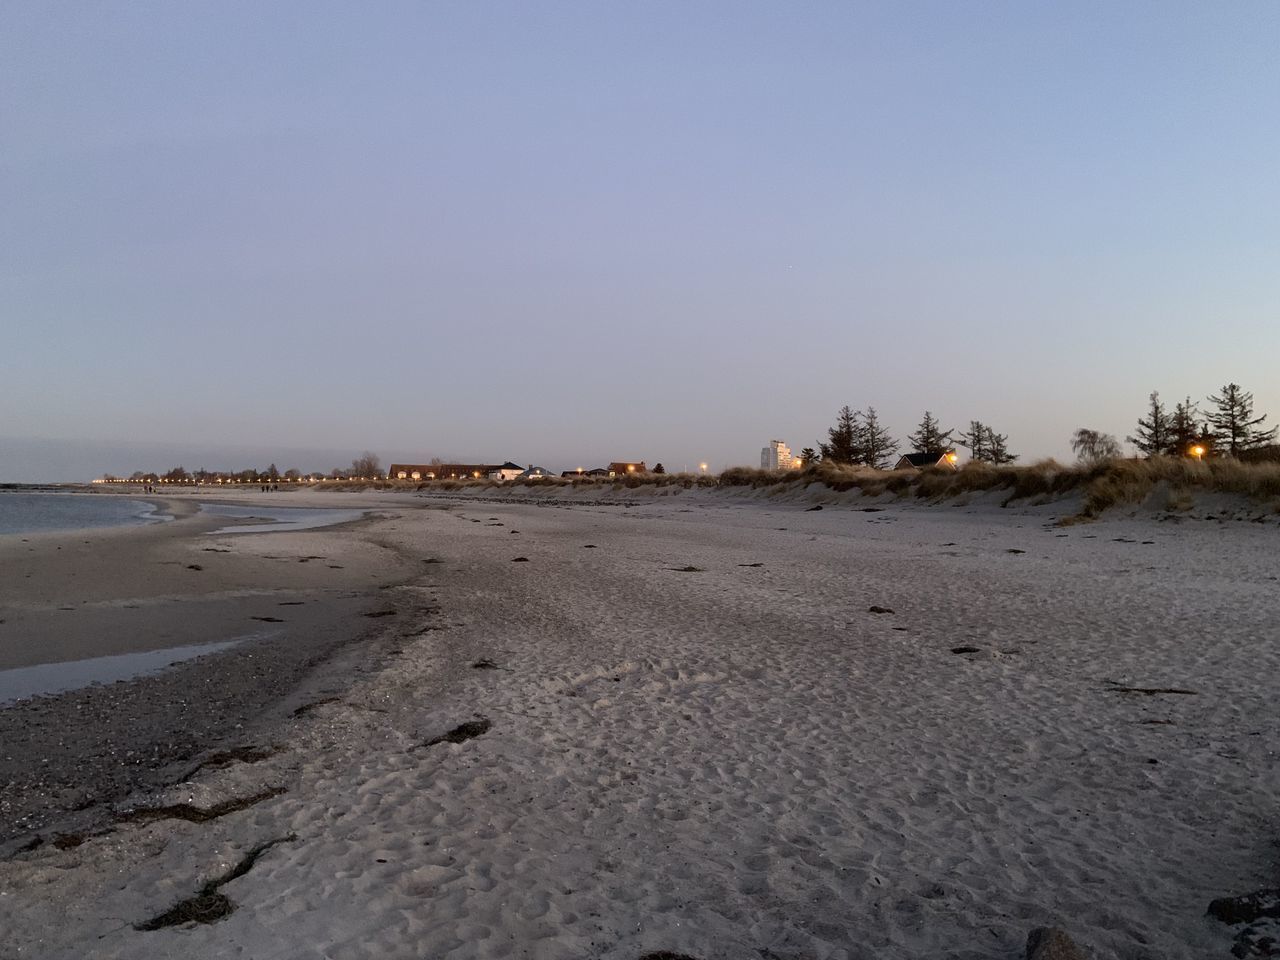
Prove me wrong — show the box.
[0,487,1276,959]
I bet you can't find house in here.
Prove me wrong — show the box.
[490,462,525,482]
[561,468,610,478]
[607,461,646,476]
[893,452,959,471]
[518,465,554,480]
[389,463,503,481]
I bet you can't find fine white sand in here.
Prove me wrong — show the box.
[1,489,1276,959]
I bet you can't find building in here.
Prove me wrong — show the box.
[388,461,527,481]
[490,462,525,481]
[607,461,646,476]
[518,465,554,479]
[561,468,610,478]
[389,463,499,481]
[761,440,801,470]
[893,452,959,472]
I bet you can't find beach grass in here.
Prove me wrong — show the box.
[325,457,1280,518]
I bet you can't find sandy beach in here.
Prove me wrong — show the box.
[1,487,1277,958]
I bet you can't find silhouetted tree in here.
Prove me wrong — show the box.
[820,406,862,464]
[1206,383,1277,457]
[1128,391,1174,457]
[858,407,897,469]
[1169,397,1200,457]
[652,463,666,474]
[908,411,954,456]
[266,463,280,480]
[957,422,1017,464]
[985,428,1018,464]
[1071,428,1121,464]
[957,421,990,462]
[798,447,819,466]
[350,452,382,478]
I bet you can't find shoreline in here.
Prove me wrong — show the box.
[0,496,430,845]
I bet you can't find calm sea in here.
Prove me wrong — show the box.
[0,492,164,536]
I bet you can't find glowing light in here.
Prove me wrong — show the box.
[699,462,708,473]
[946,452,958,463]
[1191,445,1205,460]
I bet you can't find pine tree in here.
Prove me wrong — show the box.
[984,427,1017,464]
[820,406,862,464]
[1206,383,1277,457]
[858,407,898,469]
[957,421,990,462]
[1127,391,1173,457]
[1168,397,1200,457]
[908,411,954,456]
[798,447,819,466]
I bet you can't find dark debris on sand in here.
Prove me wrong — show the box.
[424,719,492,747]
[134,834,296,931]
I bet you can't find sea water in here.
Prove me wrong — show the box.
[0,492,164,536]
[0,638,253,705]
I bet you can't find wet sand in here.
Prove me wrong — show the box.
[0,496,424,841]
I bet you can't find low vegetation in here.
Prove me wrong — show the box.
[353,455,1279,520]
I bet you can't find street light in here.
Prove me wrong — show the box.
[1191,445,1205,461]
[699,462,708,473]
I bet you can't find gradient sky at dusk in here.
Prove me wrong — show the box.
[3,2,1278,480]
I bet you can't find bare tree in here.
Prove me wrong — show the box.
[1071,428,1121,464]
[350,452,382,478]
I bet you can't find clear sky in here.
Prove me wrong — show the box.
[3,2,1278,481]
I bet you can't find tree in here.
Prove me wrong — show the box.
[266,463,280,480]
[985,428,1018,464]
[1071,428,1121,464]
[350,452,382,478]
[1169,397,1200,457]
[284,468,302,480]
[858,406,897,469]
[908,411,954,456]
[1206,383,1277,457]
[820,406,862,464]
[1128,391,1174,457]
[652,463,666,474]
[957,421,990,462]
[798,447,819,466]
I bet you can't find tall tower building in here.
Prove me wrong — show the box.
[760,440,792,470]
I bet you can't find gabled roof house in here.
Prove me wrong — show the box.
[893,452,959,472]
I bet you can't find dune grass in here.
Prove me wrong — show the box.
[325,457,1280,519]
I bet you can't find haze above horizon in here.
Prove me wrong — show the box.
[4,2,1279,482]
